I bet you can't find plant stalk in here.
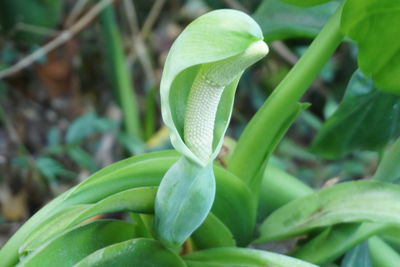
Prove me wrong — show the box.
[99,4,142,140]
[228,5,344,193]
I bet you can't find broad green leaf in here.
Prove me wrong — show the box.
[341,242,372,267]
[373,138,400,183]
[74,238,186,267]
[183,247,317,267]
[20,187,157,254]
[155,157,215,246]
[369,236,400,267]
[18,220,136,267]
[311,70,400,159]
[160,9,268,166]
[279,0,335,7]
[257,180,400,242]
[341,0,400,94]
[192,213,235,249]
[293,223,389,264]
[253,0,339,41]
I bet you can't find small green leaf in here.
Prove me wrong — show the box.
[18,220,137,267]
[74,238,186,267]
[36,157,74,183]
[183,247,317,267]
[257,180,400,242]
[341,242,372,267]
[191,213,235,249]
[212,166,256,246]
[341,0,400,94]
[253,0,339,41]
[155,157,215,246]
[66,112,116,143]
[373,138,400,183]
[0,0,62,44]
[67,146,98,171]
[311,70,400,159]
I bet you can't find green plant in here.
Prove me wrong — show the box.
[1,1,400,266]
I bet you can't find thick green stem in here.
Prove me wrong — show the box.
[257,164,313,221]
[100,5,142,140]
[228,5,344,193]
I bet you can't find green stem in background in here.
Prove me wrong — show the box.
[228,5,344,194]
[257,164,313,221]
[144,87,157,140]
[99,4,142,140]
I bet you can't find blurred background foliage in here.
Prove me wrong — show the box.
[0,0,398,255]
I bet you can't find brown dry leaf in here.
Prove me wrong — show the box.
[0,186,28,221]
[35,40,82,118]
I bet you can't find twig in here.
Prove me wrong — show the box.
[0,0,115,80]
[223,0,247,12]
[140,0,166,39]
[65,0,91,26]
[15,23,59,37]
[271,41,299,65]
[123,0,157,87]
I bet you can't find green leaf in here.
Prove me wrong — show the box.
[0,0,62,44]
[257,180,400,242]
[35,157,74,183]
[341,0,400,94]
[67,146,98,171]
[74,238,186,267]
[279,0,335,7]
[18,220,137,267]
[212,166,256,246]
[253,0,339,41]
[373,138,400,183]
[155,157,215,246]
[161,9,267,166]
[183,247,317,267]
[191,213,235,249]
[311,70,400,159]
[341,242,372,267]
[293,223,389,264]
[66,112,115,143]
[20,187,157,254]
[380,226,400,253]
[369,236,400,267]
